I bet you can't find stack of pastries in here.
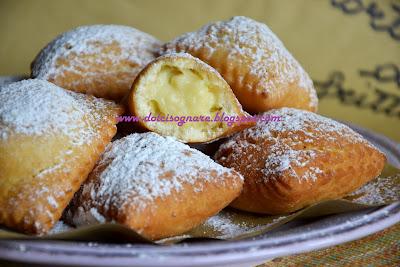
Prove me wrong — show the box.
[0,17,386,240]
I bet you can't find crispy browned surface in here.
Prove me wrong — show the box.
[31,33,161,102]
[124,174,242,240]
[215,111,386,214]
[46,52,141,101]
[71,170,243,240]
[164,46,317,114]
[162,17,318,114]
[0,100,123,235]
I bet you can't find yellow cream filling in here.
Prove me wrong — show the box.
[148,66,221,116]
[144,65,226,135]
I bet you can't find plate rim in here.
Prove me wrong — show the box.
[0,203,398,267]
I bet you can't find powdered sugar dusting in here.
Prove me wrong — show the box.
[47,196,59,209]
[218,108,380,182]
[203,212,287,239]
[48,221,73,234]
[32,24,161,82]
[204,213,251,237]
[163,16,317,109]
[262,145,322,182]
[0,79,121,230]
[73,132,242,222]
[247,108,375,146]
[346,174,400,205]
[0,79,112,145]
[69,206,107,226]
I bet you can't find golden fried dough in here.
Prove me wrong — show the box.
[31,25,161,101]
[0,79,123,234]
[162,16,318,113]
[215,108,386,214]
[65,132,243,240]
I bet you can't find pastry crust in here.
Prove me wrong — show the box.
[65,132,243,240]
[31,25,161,101]
[0,79,123,234]
[215,108,386,214]
[128,53,254,143]
[162,16,318,113]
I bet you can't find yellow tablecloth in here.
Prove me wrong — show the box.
[261,223,400,266]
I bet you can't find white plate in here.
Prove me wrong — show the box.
[0,76,399,267]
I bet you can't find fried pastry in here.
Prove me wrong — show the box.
[65,132,243,240]
[0,79,123,234]
[128,53,254,143]
[31,25,161,101]
[215,108,386,214]
[162,16,318,113]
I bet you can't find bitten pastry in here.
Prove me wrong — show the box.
[31,25,161,101]
[0,79,123,234]
[162,16,318,113]
[128,53,254,143]
[65,132,243,240]
[215,108,386,214]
